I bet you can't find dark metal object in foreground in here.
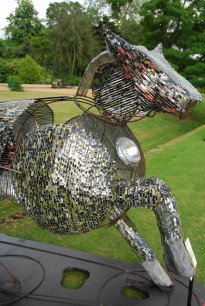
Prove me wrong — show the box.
[0,234,204,306]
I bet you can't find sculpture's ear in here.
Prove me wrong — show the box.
[153,43,164,56]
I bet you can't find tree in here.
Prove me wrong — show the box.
[5,0,42,56]
[30,27,53,68]
[140,0,185,48]
[139,0,205,87]
[85,0,119,52]
[46,1,100,77]
[85,0,145,46]
[106,0,144,22]
[0,39,5,58]
[0,58,10,82]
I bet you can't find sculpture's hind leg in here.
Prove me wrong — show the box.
[115,177,195,279]
[108,206,173,287]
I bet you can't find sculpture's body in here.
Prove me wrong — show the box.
[0,29,202,287]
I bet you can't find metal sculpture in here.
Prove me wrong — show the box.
[0,29,202,287]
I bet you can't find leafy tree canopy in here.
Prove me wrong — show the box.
[0,0,204,88]
[5,0,42,47]
[139,0,205,85]
[46,1,100,77]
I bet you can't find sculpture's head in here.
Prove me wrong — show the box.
[76,29,202,124]
[104,28,202,120]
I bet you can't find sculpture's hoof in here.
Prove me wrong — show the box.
[142,258,173,287]
[163,238,195,277]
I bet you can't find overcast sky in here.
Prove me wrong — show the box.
[0,0,84,37]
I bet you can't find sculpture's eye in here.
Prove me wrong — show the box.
[116,137,141,165]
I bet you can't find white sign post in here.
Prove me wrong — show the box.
[185,238,197,306]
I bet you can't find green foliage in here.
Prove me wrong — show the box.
[0,58,10,82]
[139,0,205,87]
[7,75,23,91]
[18,55,51,83]
[0,57,23,83]
[85,0,110,27]
[65,75,81,86]
[4,0,43,58]
[0,40,24,59]
[36,69,53,84]
[46,1,101,78]
[30,32,53,68]
[119,18,143,44]
[17,55,40,83]
[5,0,42,49]
[0,0,204,88]
[0,56,52,84]
[7,58,23,76]
[164,48,193,71]
[0,39,6,58]
[140,0,187,48]
[183,62,205,88]
[106,0,137,19]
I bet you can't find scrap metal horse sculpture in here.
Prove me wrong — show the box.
[0,29,202,287]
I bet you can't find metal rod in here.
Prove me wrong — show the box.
[187,276,194,306]
[0,166,22,174]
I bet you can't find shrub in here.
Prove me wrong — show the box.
[0,58,10,82]
[7,58,22,76]
[8,75,23,91]
[18,55,41,83]
[36,67,53,84]
[17,55,52,84]
[65,76,81,86]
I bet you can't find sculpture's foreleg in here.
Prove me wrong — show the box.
[115,177,195,279]
[108,206,173,287]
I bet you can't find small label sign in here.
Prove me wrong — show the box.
[185,238,197,269]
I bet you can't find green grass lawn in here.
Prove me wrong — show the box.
[0,87,71,101]
[0,89,204,286]
[129,101,205,152]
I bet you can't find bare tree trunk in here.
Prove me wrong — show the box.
[71,17,76,75]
